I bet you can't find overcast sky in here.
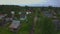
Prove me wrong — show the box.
[0,0,60,7]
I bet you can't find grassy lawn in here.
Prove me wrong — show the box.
[57,31,60,34]
[0,26,13,34]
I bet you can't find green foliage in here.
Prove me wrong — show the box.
[40,17,56,34]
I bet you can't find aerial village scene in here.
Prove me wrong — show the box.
[0,5,60,34]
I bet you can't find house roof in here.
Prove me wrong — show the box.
[42,11,53,17]
[0,14,7,16]
[26,10,33,12]
[52,19,60,25]
[9,20,20,29]
[0,14,6,19]
[20,15,26,18]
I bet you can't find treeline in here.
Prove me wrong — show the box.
[0,5,60,16]
[0,5,60,11]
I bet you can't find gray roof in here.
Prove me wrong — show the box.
[43,11,53,17]
[52,19,60,30]
[5,18,13,21]
[9,20,20,29]
[20,14,26,18]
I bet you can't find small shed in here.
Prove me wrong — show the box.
[9,20,20,32]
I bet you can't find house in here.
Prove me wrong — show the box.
[11,11,15,14]
[19,12,22,14]
[0,18,6,26]
[52,19,60,30]
[52,16,57,19]
[5,17,13,22]
[20,12,27,20]
[26,12,31,14]
[43,11,53,18]
[9,20,20,32]
[20,14,26,20]
[0,14,7,19]
[0,14,7,26]
[26,10,32,14]
[11,11,15,18]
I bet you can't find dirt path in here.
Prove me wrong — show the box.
[30,16,38,34]
[34,16,38,25]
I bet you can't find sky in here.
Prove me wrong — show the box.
[0,0,60,7]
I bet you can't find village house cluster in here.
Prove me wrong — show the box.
[0,10,32,32]
[42,10,60,31]
[0,9,60,32]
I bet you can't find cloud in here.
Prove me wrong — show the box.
[0,0,41,5]
[0,0,60,7]
[27,0,60,7]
